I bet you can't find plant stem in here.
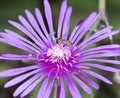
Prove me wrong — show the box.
[99,0,114,44]
[99,0,106,16]
[53,80,58,98]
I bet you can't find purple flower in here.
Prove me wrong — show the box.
[0,0,120,98]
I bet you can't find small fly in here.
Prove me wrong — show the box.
[56,38,73,46]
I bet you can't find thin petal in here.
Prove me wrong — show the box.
[71,74,92,94]
[43,76,56,98]
[69,26,79,42]
[78,26,112,48]
[84,59,120,65]
[59,74,65,98]
[8,20,45,49]
[18,15,46,47]
[76,20,84,26]
[24,10,49,45]
[81,63,120,72]
[0,65,39,77]
[57,0,67,38]
[20,75,46,98]
[4,69,40,88]
[70,12,97,43]
[77,71,99,89]
[82,44,120,53]
[83,52,120,59]
[13,72,44,97]
[35,8,52,45]
[74,13,100,45]
[82,49,120,57]
[69,20,84,42]
[83,70,112,84]
[65,74,82,98]
[37,78,50,98]
[81,44,120,55]
[0,38,34,54]
[62,7,72,40]
[0,54,35,60]
[3,30,40,53]
[5,29,40,51]
[79,30,120,50]
[44,0,54,40]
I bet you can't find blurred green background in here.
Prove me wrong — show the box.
[0,0,120,98]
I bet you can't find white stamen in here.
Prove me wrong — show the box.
[69,63,73,67]
[63,67,69,72]
[47,44,71,63]
[72,60,77,63]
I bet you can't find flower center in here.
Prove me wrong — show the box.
[38,42,77,72]
[47,44,71,63]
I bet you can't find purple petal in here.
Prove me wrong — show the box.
[35,8,52,45]
[20,75,46,97]
[77,71,99,89]
[5,29,40,51]
[69,19,84,42]
[4,69,40,88]
[81,63,120,72]
[82,49,120,57]
[13,72,44,97]
[85,59,120,65]
[83,52,120,59]
[24,10,49,46]
[8,20,45,49]
[0,37,34,54]
[83,50,117,56]
[62,6,72,40]
[79,30,120,50]
[70,12,97,43]
[2,31,39,52]
[59,74,65,98]
[74,13,100,45]
[0,65,39,77]
[81,44,120,56]
[18,15,47,48]
[83,70,112,84]
[69,26,79,42]
[78,26,112,49]
[57,0,67,38]
[65,74,82,98]
[81,44,120,55]
[0,54,35,60]
[57,85,61,98]
[43,76,56,98]
[44,0,54,40]
[37,78,50,98]
[72,74,92,94]
[82,44,120,53]
[76,19,84,26]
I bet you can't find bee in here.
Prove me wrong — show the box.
[56,38,73,46]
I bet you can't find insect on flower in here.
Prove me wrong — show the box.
[56,38,73,46]
[0,0,120,98]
